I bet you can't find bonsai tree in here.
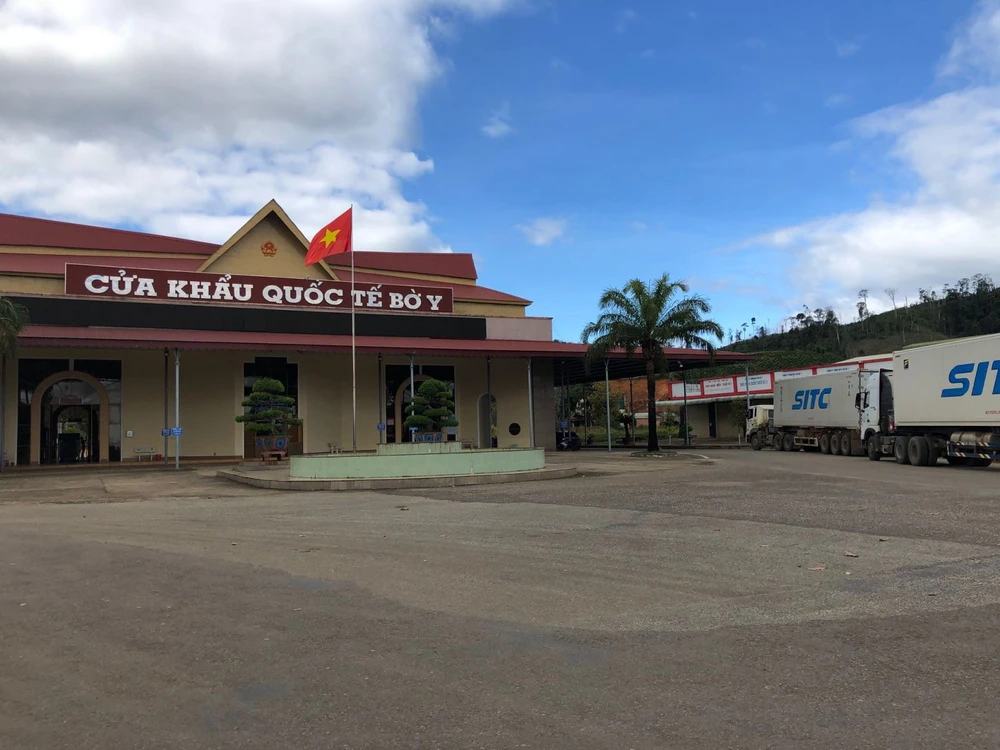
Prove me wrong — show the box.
[236,377,302,436]
[404,378,459,433]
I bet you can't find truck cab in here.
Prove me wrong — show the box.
[746,404,774,450]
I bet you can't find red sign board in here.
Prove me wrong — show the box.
[64,264,454,314]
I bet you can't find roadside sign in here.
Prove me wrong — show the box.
[161,428,170,437]
[171,427,183,437]
[377,423,386,431]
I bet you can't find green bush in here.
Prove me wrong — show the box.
[404,378,459,433]
[235,377,302,436]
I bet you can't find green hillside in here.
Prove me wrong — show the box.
[703,274,999,377]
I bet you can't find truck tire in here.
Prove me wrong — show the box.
[750,431,763,451]
[908,436,930,466]
[774,433,785,451]
[819,433,831,454]
[830,432,842,455]
[839,432,852,456]
[894,437,911,464]
[867,436,881,461]
[926,439,939,466]
[782,432,796,452]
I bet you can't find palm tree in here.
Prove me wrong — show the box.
[0,297,28,471]
[582,275,722,452]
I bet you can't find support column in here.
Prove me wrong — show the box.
[377,353,384,445]
[605,359,612,452]
[0,353,6,472]
[174,349,181,470]
[408,355,415,443]
[486,356,492,449]
[527,358,535,448]
[163,348,169,467]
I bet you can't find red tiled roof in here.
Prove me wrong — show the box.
[347,270,528,304]
[327,251,477,281]
[19,325,751,364]
[0,254,205,275]
[0,213,219,255]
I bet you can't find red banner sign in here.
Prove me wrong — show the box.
[64,264,454,314]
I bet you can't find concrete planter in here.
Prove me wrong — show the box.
[290,446,544,480]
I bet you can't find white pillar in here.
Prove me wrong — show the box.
[527,358,535,448]
[174,349,181,470]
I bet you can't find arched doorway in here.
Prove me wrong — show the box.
[30,372,111,464]
[477,393,497,449]
[393,376,429,443]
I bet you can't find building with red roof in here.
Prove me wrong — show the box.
[0,200,747,465]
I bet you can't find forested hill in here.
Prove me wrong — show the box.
[704,273,1000,378]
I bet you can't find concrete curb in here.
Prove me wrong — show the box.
[216,465,578,492]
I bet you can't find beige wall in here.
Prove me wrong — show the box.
[490,358,532,448]
[684,403,740,440]
[454,301,525,318]
[202,214,330,279]
[6,348,543,463]
[531,359,556,451]
[0,275,63,295]
[454,358,488,447]
[485,316,552,341]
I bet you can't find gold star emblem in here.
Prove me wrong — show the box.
[321,228,340,248]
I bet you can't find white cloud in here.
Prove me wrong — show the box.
[616,8,637,33]
[743,1,1000,316]
[551,57,571,71]
[825,93,851,109]
[517,217,567,246]
[0,0,518,250]
[639,49,656,60]
[835,40,862,58]
[688,11,698,21]
[629,221,648,232]
[745,37,767,50]
[481,102,515,139]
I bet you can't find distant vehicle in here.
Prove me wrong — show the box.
[556,431,581,451]
[745,404,774,450]
[749,333,1000,467]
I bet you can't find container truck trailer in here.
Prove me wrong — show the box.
[864,336,1000,466]
[750,334,1000,467]
[750,371,871,455]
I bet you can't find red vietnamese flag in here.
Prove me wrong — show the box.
[305,207,352,266]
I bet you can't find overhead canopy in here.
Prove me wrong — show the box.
[18,324,751,380]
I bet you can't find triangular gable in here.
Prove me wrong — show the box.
[199,199,338,279]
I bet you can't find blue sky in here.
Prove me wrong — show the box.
[2,0,999,345]
[417,0,982,341]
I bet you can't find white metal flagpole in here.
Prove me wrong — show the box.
[350,205,357,453]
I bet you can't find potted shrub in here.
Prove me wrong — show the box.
[404,378,458,443]
[236,377,303,455]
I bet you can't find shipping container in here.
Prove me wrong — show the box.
[892,334,1000,428]
[773,371,861,431]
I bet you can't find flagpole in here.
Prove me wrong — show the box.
[350,205,357,453]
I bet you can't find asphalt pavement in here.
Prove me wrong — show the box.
[2,451,1000,749]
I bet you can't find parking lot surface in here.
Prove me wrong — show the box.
[2,451,1000,749]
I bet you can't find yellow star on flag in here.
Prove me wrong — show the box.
[321,228,341,248]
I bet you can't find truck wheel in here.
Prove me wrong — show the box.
[907,436,930,466]
[830,432,842,455]
[925,439,939,466]
[774,433,785,451]
[894,437,911,465]
[819,433,831,454]
[839,432,852,456]
[782,432,795,452]
[750,432,763,451]
[867,436,881,461]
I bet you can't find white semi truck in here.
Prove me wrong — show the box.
[750,334,1000,467]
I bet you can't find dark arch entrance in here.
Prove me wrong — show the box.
[30,372,111,464]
